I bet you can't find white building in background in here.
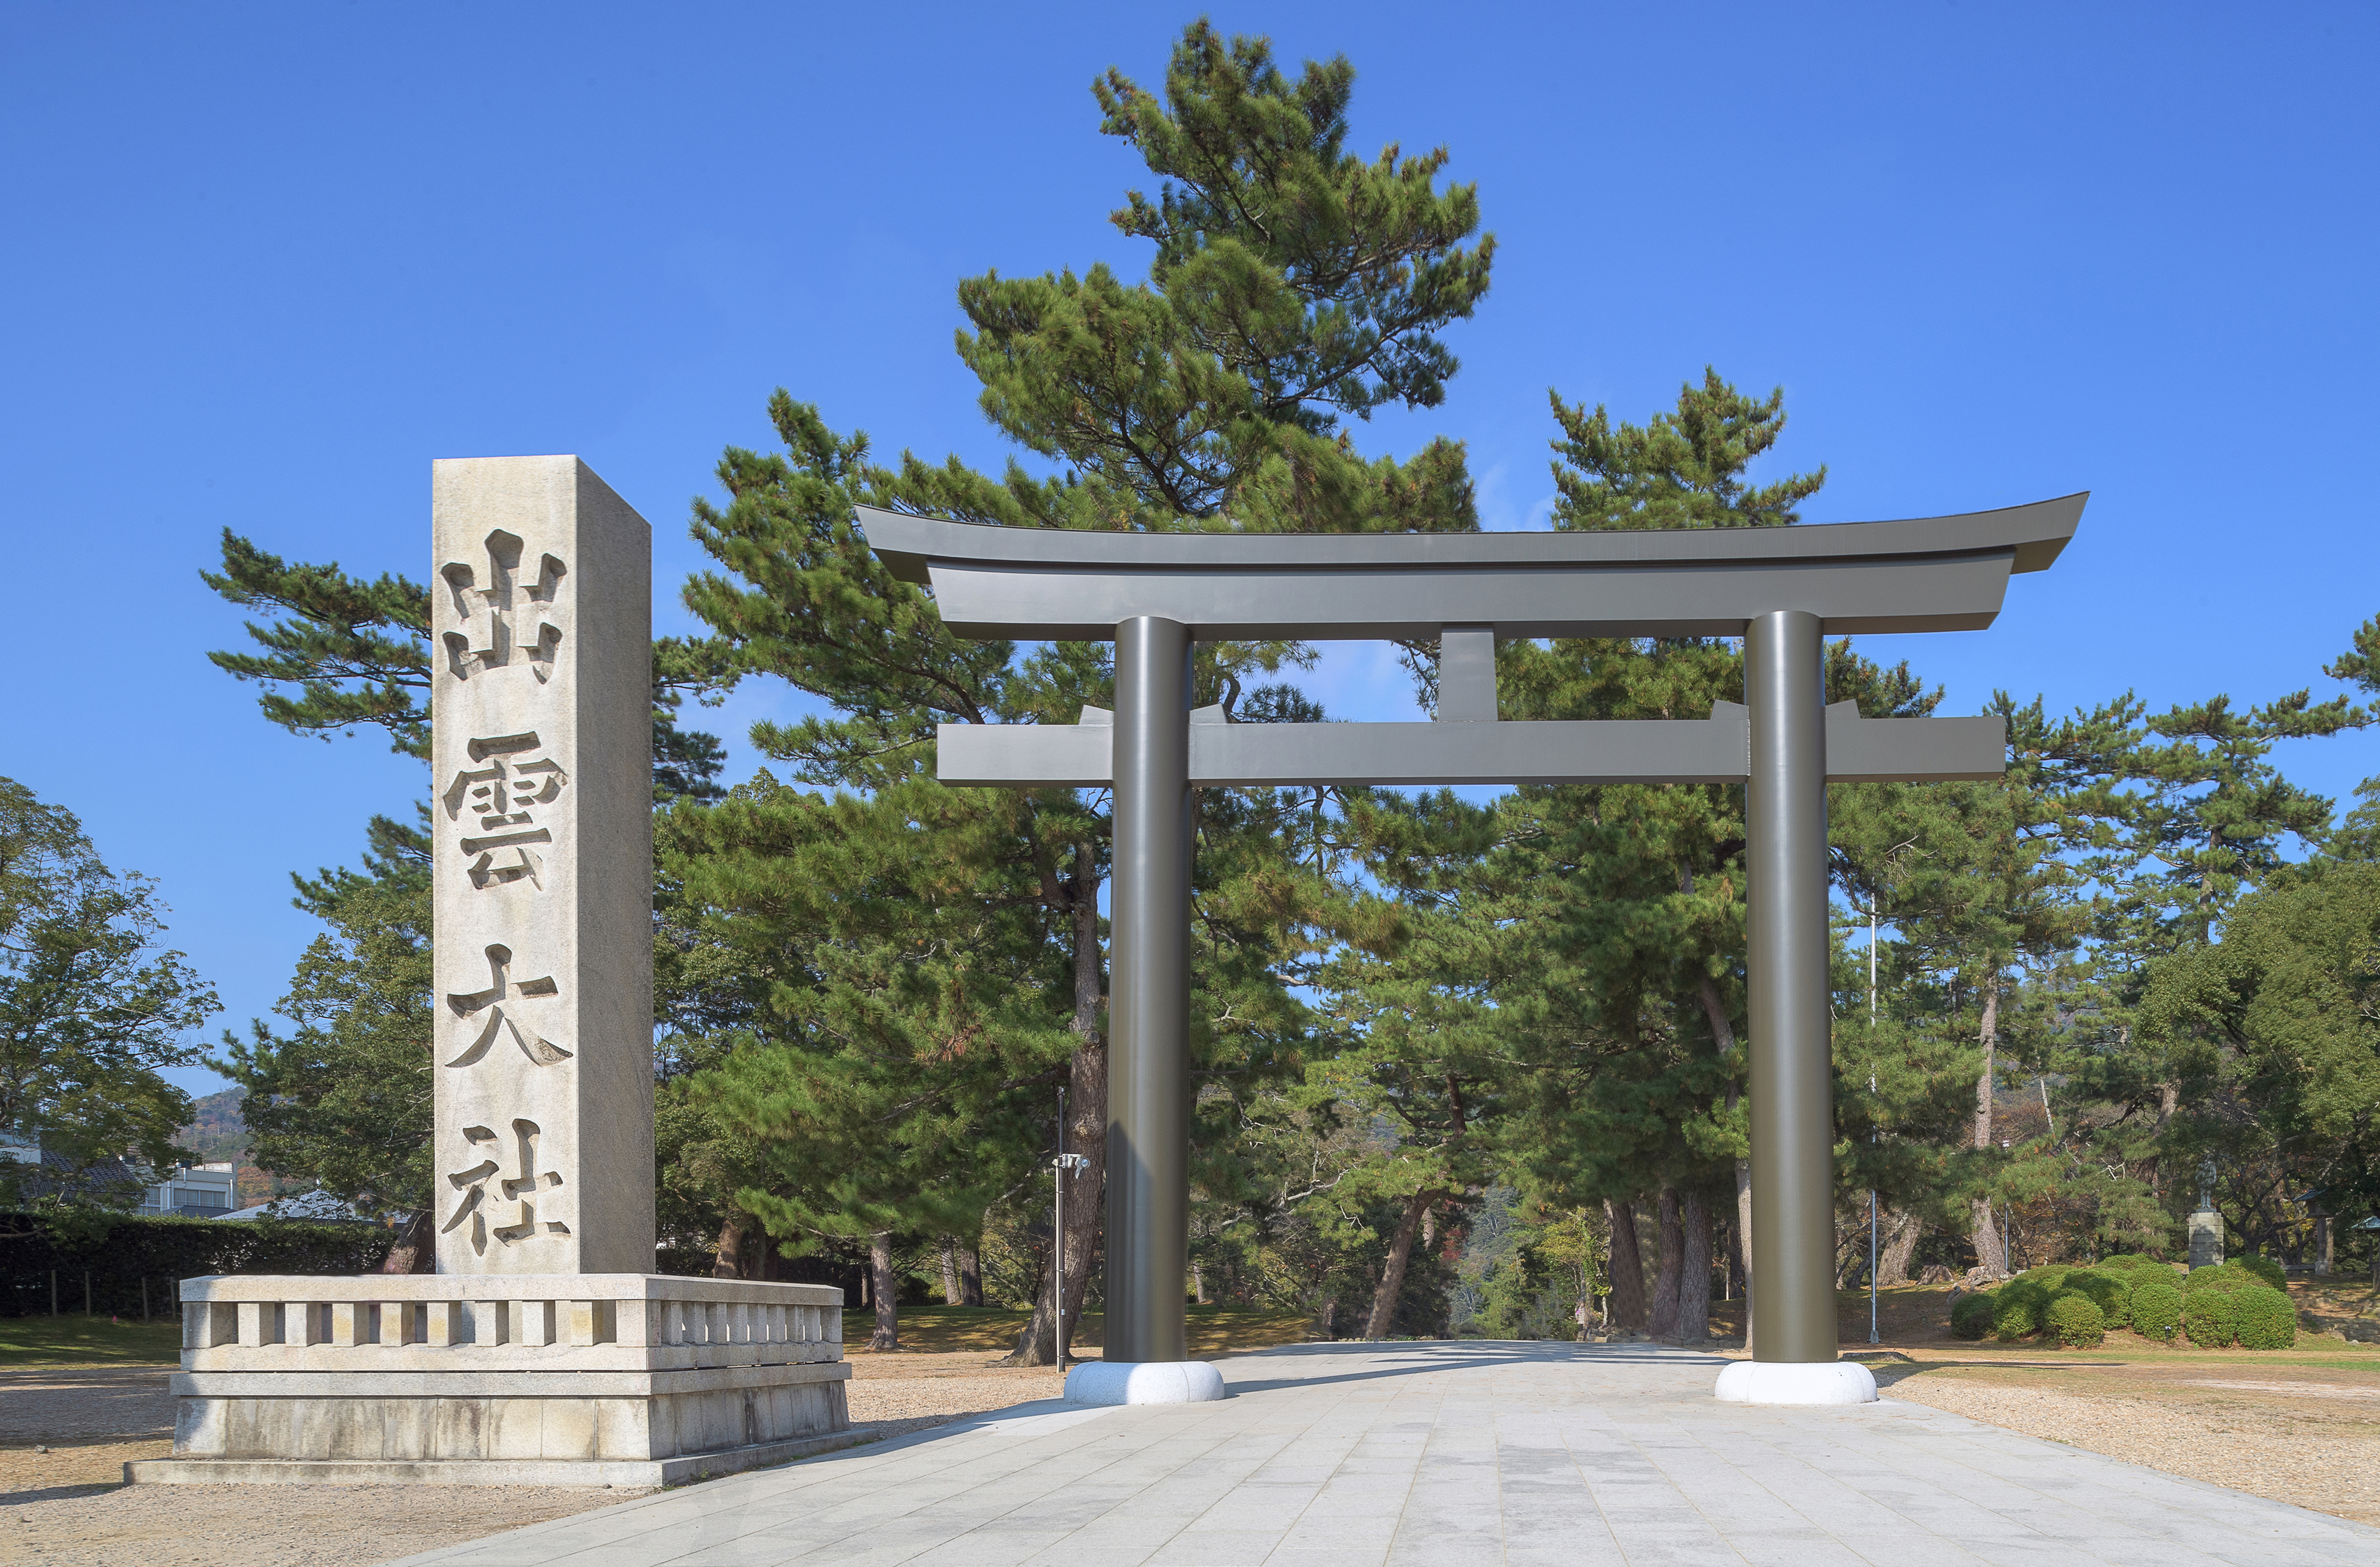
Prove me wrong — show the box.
[213,1189,365,1223]
[136,1161,235,1216]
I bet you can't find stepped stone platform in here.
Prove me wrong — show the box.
[126,1274,862,1487]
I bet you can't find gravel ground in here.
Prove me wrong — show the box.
[1880,1368,2380,1528]
[0,1354,1071,1566]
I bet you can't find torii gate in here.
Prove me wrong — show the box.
[864,494,2082,1405]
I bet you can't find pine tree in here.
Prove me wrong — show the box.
[201,531,737,1267]
[0,778,219,1215]
[677,19,1492,1361]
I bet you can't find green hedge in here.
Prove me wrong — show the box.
[2185,1259,2285,1296]
[2231,1254,2288,1291]
[1950,1292,1997,1340]
[1,1211,393,1319]
[1994,1278,2053,1340]
[2232,1286,2297,1350]
[2047,1292,2106,1347]
[2130,1282,2183,1340]
[2062,1269,2129,1328]
[2185,1289,2242,1347]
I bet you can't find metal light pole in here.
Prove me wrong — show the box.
[1869,899,1879,1347]
[1052,1084,1089,1369]
[1869,1074,1880,1347]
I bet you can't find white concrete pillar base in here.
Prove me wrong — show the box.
[1713,1360,1878,1405]
[1065,1361,1227,1405]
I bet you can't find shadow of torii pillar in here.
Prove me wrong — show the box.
[864,497,2084,1406]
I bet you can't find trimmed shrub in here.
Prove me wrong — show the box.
[1994,1278,2053,1340]
[2232,1286,2297,1350]
[2,1211,392,1320]
[2131,1281,2183,1341]
[2185,1289,2241,1347]
[2232,1254,2287,1291]
[1950,1292,1997,1340]
[2047,1291,2106,1348]
[2184,1263,2250,1294]
[2063,1269,2130,1328]
[2099,1253,2154,1272]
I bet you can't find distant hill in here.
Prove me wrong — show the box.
[176,1088,249,1164]
[174,1089,306,1205]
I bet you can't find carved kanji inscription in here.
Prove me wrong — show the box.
[443,731,569,889]
[440,1118,569,1256]
[444,944,573,1067]
[441,529,566,682]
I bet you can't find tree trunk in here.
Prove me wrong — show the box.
[940,1234,963,1305]
[1648,1187,1684,1338]
[1604,1198,1648,1330]
[377,1209,435,1274]
[867,1231,898,1350]
[959,1240,984,1305]
[1364,1190,1443,1339]
[713,1218,745,1280]
[1878,1208,1921,1286]
[1696,971,1752,1349]
[1969,978,2007,1276]
[1192,1260,1207,1305]
[2149,1074,2178,1199]
[1674,1189,1712,1342]
[1006,840,1108,1367]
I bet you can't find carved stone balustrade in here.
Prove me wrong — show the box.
[129,1274,863,1487]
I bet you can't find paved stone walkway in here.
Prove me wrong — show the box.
[391,1342,2380,1567]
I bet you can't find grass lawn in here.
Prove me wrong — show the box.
[850,1303,1314,1357]
[0,1314,183,1368]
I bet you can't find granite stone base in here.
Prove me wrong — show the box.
[126,1427,875,1488]
[126,1273,853,1486]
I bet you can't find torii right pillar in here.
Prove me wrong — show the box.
[1717,610,1869,1402]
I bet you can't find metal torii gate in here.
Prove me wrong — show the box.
[863,494,2082,1405]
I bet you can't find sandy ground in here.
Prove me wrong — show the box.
[1874,1358,2380,1528]
[0,1351,1075,1566]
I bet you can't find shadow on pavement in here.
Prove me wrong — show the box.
[1221,1339,1729,1394]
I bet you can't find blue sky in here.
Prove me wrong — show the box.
[4,3,2375,1098]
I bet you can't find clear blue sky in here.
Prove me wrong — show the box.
[4,3,2374,1098]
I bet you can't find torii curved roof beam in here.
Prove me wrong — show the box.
[858,493,2085,642]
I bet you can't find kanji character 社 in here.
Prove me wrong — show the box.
[441,1119,569,1256]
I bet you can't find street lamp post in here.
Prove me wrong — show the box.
[1053,1083,1091,1369]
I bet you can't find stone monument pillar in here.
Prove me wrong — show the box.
[430,456,654,1276]
[129,457,858,1487]
[2188,1158,2224,1271]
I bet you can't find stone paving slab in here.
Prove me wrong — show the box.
[386,1342,2380,1567]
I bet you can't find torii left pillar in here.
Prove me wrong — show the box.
[1070,615,1226,1403]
